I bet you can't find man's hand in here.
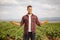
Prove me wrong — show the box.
[41,20,48,26]
[10,21,20,26]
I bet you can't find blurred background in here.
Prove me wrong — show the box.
[0,0,60,40]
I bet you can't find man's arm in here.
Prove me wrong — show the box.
[10,16,24,26]
[36,16,41,26]
[10,21,20,26]
[41,20,48,26]
[36,16,48,26]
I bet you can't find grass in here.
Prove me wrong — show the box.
[0,21,60,40]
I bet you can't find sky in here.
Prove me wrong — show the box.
[0,0,60,20]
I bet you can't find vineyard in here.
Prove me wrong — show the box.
[0,21,60,40]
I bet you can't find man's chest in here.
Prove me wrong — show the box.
[24,16,36,23]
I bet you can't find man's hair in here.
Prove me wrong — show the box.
[27,5,32,9]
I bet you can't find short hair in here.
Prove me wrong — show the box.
[27,5,32,9]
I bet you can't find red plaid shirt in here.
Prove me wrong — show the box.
[20,14,41,34]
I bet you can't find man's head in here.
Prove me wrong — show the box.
[27,5,32,14]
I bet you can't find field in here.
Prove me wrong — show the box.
[0,21,60,40]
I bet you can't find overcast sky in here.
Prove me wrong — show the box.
[0,0,60,20]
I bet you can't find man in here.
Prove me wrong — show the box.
[10,5,48,40]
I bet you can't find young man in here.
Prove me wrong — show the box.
[10,5,48,40]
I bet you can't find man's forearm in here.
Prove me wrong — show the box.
[15,22,20,26]
[41,20,48,26]
[10,21,20,26]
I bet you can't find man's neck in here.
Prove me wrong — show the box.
[28,13,32,15]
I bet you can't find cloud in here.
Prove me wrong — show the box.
[0,0,60,20]
[0,5,27,20]
[0,0,18,4]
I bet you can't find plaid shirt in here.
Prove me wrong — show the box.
[20,14,41,34]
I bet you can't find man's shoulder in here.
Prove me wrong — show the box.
[32,14,38,18]
[32,14,37,17]
[22,15,27,18]
[23,15,27,17]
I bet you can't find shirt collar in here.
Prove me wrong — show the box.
[26,13,33,16]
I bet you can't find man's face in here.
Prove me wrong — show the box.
[27,7,32,14]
